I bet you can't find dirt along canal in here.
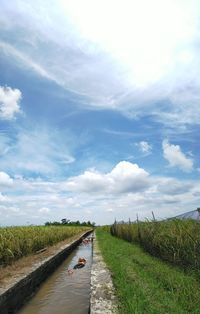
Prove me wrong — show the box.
[19,238,93,314]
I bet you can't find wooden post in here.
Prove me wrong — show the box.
[136,213,141,242]
[152,211,156,222]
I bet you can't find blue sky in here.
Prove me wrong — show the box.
[0,0,200,225]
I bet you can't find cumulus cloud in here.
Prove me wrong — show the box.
[0,86,21,120]
[135,141,152,154]
[1,162,200,225]
[0,171,13,186]
[162,140,193,172]
[65,161,150,194]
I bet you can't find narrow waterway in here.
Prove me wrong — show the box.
[19,239,93,314]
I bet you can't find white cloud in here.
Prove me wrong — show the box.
[0,134,11,156]
[0,86,21,120]
[66,170,106,193]
[110,161,150,193]
[0,171,13,186]
[1,1,200,126]
[0,193,10,202]
[162,140,193,172]
[156,177,193,195]
[0,162,200,225]
[106,208,114,212]
[0,127,75,175]
[39,207,50,213]
[135,141,152,154]
[65,161,150,194]
[0,42,62,86]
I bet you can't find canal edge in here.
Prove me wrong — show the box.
[0,229,93,314]
[90,233,118,314]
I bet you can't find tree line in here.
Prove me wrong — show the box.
[45,218,95,227]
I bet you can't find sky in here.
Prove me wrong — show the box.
[0,0,200,226]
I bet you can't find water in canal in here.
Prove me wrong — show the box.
[19,240,92,314]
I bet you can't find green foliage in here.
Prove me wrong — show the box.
[0,225,90,266]
[45,219,95,227]
[96,228,200,314]
[110,219,200,273]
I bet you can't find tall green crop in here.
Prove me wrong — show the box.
[0,226,90,266]
[111,219,200,273]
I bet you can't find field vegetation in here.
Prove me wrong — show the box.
[111,219,200,275]
[96,228,200,314]
[0,225,90,266]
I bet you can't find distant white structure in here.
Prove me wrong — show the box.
[174,208,200,221]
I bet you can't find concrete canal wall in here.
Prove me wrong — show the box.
[0,230,92,314]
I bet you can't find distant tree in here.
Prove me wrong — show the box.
[61,218,70,225]
[52,221,61,225]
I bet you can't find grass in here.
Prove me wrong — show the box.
[111,219,200,274]
[96,228,200,314]
[0,225,90,266]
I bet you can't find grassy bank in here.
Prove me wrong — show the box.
[96,228,200,314]
[111,219,200,273]
[0,226,90,266]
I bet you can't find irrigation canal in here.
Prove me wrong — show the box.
[19,239,93,314]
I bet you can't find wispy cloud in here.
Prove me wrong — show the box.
[0,127,75,176]
[0,1,200,225]
[135,141,152,155]
[1,0,200,127]
[102,129,134,138]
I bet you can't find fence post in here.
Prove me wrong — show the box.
[136,214,141,242]
[128,218,131,242]
[152,211,156,222]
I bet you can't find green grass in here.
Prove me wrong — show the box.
[96,228,200,314]
[0,225,90,266]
